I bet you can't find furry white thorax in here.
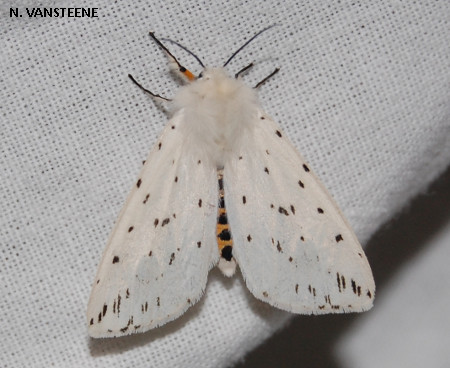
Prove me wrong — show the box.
[172,68,259,168]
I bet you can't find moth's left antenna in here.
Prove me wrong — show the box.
[149,32,197,82]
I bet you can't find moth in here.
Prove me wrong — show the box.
[87,27,375,338]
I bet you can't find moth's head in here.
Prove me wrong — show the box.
[192,67,244,98]
[196,67,228,82]
[172,65,257,115]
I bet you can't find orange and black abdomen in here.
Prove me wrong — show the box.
[217,170,233,261]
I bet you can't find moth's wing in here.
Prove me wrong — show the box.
[224,112,375,314]
[87,112,219,337]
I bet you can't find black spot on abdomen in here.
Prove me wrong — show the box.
[221,245,233,261]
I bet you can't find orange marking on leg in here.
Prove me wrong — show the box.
[181,68,196,81]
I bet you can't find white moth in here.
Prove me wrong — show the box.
[87,29,375,338]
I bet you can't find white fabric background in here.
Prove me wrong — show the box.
[1,1,449,367]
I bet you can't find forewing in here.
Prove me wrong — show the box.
[224,113,375,314]
[87,113,219,337]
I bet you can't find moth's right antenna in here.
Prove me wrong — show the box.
[223,24,278,67]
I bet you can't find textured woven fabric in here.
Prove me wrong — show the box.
[1,1,449,367]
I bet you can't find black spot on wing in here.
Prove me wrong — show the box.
[317,207,324,214]
[169,252,175,265]
[303,164,310,172]
[275,130,282,137]
[198,199,202,208]
[242,196,246,204]
[143,193,150,204]
[351,279,357,294]
[117,295,121,315]
[276,241,282,253]
[278,207,289,216]
[264,167,270,174]
[335,234,343,242]
[158,142,162,150]
[112,256,119,264]
[247,234,252,242]
[136,179,142,188]
[128,226,134,232]
[154,218,159,227]
[298,180,305,188]
[162,218,170,226]
[197,241,202,248]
